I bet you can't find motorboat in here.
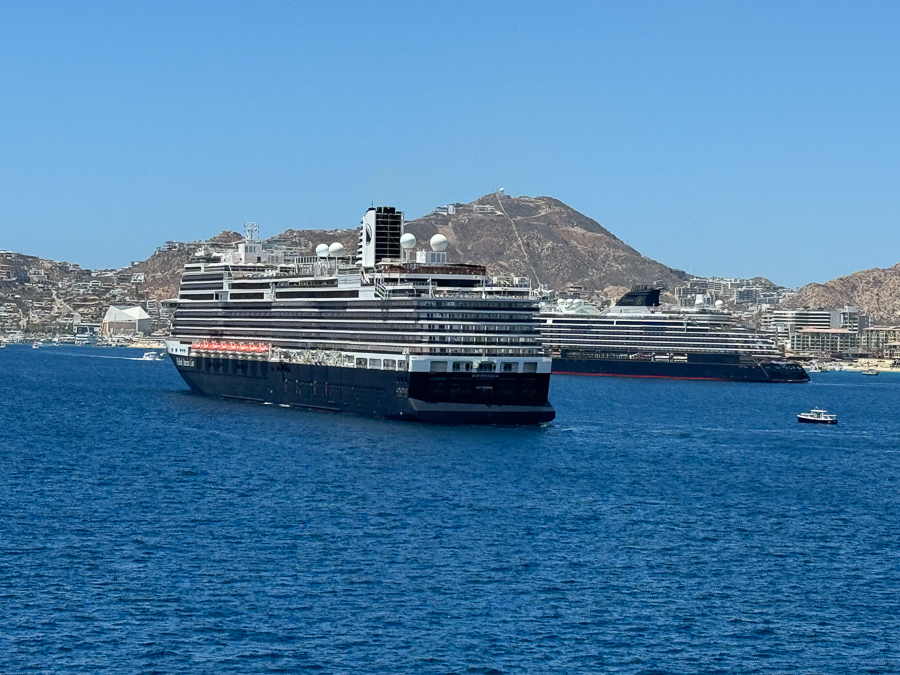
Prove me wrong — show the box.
[141,351,161,361]
[32,341,43,349]
[797,408,838,425]
[861,368,879,376]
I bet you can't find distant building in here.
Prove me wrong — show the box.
[75,322,101,337]
[735,288,759,304]
[884,343,900,359]
[860,326,900,353]
[789,327,859,355]
[765,307,865,335]
[102,305,151,336]
[28,268,49,283]
[675,276,786,307]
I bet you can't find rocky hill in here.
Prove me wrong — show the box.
[780,263,900,323]
[403,194,688,294]
[269,228,360,257]
[130,231,245,300]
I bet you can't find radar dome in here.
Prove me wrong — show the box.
[715,300,725,308]
[328,242,344,257]
[315,244,329,258]
[430,234,448,252]
[400,233,417,249]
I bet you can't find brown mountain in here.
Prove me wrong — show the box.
[403,194,688,294]
[780,263,900,323]
[269,228,360,255]
[131,231,244,300]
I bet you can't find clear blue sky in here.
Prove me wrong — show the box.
[2,1,898,287]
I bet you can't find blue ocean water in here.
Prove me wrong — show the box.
[1,346,898,674]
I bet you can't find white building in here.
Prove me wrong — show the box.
[765,306,865,335]
[789,327,859,355]
[860,326,900,353]
[102,305,151,336]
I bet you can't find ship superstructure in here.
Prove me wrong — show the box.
[166,207,555,423]
[540,287,809,382]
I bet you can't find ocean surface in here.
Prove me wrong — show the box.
[1,345,898,674]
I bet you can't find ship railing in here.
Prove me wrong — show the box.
[404,346,546,357]
[262,342,545,358]
[376,287,535,301]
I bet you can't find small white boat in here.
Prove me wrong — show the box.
[32,341,43,349]
[797,408,838,425]
[141,351,161,361]
[861,368,879,376]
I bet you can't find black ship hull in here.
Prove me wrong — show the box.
[552,353,809,383]
[170,353,555,424]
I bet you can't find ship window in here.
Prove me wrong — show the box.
[452,361,473,372]
[501,362,518,373]
[397,360,407,371]
[430,361,448,372]
[369,359,382,369]
[356,358,368,368]
[476,362,496,372]
[384,359,396,369]
[523,362,538,373]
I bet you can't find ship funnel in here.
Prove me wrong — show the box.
[358,206,404,268]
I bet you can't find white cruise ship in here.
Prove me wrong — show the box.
[165,207,555,423]
[539,286,808,382]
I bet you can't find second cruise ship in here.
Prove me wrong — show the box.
[539,286,809,383]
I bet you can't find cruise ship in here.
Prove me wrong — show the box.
[165,207,555,423]
[539,286,809,382]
